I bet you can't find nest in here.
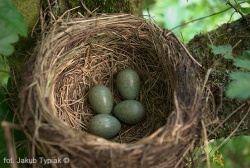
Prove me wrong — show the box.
[18,14,202,167]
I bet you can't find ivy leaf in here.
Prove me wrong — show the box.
[0,0,27,56]
[233,51,250,70]
[209,44,233,59]
[226,72,250,100]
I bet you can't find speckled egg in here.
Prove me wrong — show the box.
[88,84,113,114]
[114,100,145,125]
[116,68,140,100]
[87,114,121,139]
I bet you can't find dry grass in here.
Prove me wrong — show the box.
[17,13,202,167]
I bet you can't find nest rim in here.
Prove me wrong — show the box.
[18,13,201,167]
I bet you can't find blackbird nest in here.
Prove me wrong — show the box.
[18,14,202,168]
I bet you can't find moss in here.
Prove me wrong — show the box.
[10,0,40,70]
[13,0,39,33]
[66,0,141,15]
[8,0,143,70]
[187,15,250,138]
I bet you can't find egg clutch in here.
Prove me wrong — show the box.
[87,68,145,139]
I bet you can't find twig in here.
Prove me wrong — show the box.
[174,92,182,125]
[163,30,203,68]
[226,0,247,21]
[171,7,231,30]
[208,103,246,137]
[79,0,92,15]
[207,34,214,46]
[46,0,52,15]
[178,37,203,68]
[201,68,212,94]
[57,6,81,21]
[212,106,250,152]
[174,144,193,168]
[1,121,21,168]
[0,70,10,74]
[202,120,211,168]
[211,39,242,69]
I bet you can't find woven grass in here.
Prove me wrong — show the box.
[18,13,202,167]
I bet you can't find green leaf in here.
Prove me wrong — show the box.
[234,51,250,70]
[235,4,243,10]
[209,44,233,59]
[226,72,250,100]
[0,86,11,168]
[240,7,250,14]
[237,1,250,14]
[0,85,26,168]
[0,0,27,56]
[240,50,250,59]
[0,0,27,36]
[0,25,19,56]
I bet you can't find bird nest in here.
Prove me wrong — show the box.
[18,13,202,167]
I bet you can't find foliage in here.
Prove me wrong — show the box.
[144,0,242,42]
[0,0,27,167]
[199,136,250,168]
[209,44,233,59]
[0,0,249,167]
[227,51,250,100]
[144,1,250,167]
[0,86,12,168]
[210,44,250,100]
[0,0,27,56]
[0,56,9,86]
[234,0,250,14]
[67,0,134,15]
[0,80,27,168]
[0,87,9,144]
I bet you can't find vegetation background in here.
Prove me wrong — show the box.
[147,1,250,167]
[0,0,250,167]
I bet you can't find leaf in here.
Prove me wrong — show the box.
[0,0,27,36]
[226,72,250,100]
[0,85,26,168]
[235,3,243,10]
[240,7,250,14]
[212,151,224,167]
[234,50,250,70]
[209,44,233,59]
[237,1,250,14]
[241,50,250,59]
[0,25,19,56]
[0,0,27,56]
[0,86,11,168]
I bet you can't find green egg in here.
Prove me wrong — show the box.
[116,68,140,100]
[88,84,113,114]
[114,100,145,125]
[88,114,121,139]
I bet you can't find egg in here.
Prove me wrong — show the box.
[88,84,113,114]
[114,100,145,125]
[116,68,140,100]
[88,114,121,139]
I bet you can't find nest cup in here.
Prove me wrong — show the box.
[19,14,201,167]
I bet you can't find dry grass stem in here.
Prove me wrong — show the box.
[16,13,202,167]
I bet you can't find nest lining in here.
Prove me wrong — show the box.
[19,14,201,167]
